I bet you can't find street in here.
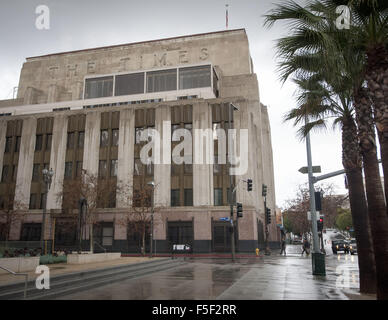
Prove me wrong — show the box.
[57,245,371,300]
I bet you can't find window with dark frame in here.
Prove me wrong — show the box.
[35,135,43,151]
[214,188,223,206]
[29,194,37,210]
[46,134,52,150]
[1,165,9,183]
[146,69,177,93]
[4,137,12,153]
[112,129,119,146]
[171,189,180,207]
[100,130,109,147]
[110,159,118,177]
[78,131,85,149]
[184,189,193,206]
[14,136,21,153]
[64,162,73,180]
[32,164,40,181]
[67,132,75,149]
[99,160,107,178]
[85,76,113,99]
[76,161,83,177]
[115,72,145,96]
[179,65,211,90]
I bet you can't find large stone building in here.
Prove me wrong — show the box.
[0,29,279,253]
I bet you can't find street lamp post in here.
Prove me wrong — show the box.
[147,181,155,258]
[41,168,54,254]
[305,129,326,276]
[228,102,239,262]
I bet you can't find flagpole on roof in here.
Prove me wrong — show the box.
[226,4,229,29]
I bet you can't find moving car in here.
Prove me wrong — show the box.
[349,238,357,255]
[332,239,349,254]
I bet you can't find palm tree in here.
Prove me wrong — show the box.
[344,0,388,203]
[286,72,376,293]
[263,0,388,296]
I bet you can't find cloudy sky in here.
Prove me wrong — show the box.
[0,0,348,207]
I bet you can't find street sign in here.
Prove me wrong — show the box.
[220,217,230,222]
[307,211,323,221]
[298,166,321,174]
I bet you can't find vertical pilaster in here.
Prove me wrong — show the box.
[82,112,101,176]
[46,114,68,209]
[117,108,135,208]
[14,117,37,209]
[0,120,7,178]
[154,105,171,207]
[193,101,214,206]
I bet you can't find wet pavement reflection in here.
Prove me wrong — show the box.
[58,246,366,300]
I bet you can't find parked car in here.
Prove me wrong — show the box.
[349,239,357,255]
[332,239,349,254]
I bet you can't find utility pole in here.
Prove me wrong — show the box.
[41,168,53,254]
[305,129,326,276]
[228,102,236,262]
[148,181,155,258]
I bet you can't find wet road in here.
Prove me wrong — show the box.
[58,245,364,300]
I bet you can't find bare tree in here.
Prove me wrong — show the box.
[116,181,152,256]
[0,197,25,248]
[58,170,117,253]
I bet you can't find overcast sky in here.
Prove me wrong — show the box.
[0,0,348,207]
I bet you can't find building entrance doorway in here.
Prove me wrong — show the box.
[212,221,233,253]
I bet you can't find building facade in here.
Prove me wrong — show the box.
[0,29,279,253]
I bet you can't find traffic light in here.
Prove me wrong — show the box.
[317,217,323,232]
[237,202,243,218]
[262,184,267,197]
[314,191,322,211]
[247,179,252,191]
[266,207,271,224]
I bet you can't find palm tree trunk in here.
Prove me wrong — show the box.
[365,45,388,207]
[355,87,388,299]
[342,116,376,293]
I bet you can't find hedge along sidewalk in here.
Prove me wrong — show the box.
[0,256,162,286]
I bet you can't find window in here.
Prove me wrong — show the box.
[168,221,193,246]
[184,189,193,206]
[112,129,119,146]
[5,137,12,153]
[146,69,177,93]
[20,223,41,241]
[76,161,83,177]
[32,164,40,181]
[135,127,154,144]
[39,193,47,210]
[171,189,180,207]
[12,165,17,181]
[171,164,180,176]
[46,134,52,150]
[29,194,38,210]
[35,135,43,151]
[78,131,85,149]
[64,162,73,179]
[99,160,107,178]
[100,130,109,147]
[115,73,145,96]
[214,188,223,206]
[67,132,75,149]
[110,159,118,177]
[102,226,114,246]
[179,65,211,90]
[1,165,9,183]
[171,124,180,139]
[85,76,113,99]
[14,136,21,152]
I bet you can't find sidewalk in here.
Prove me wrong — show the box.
[0,256,162,286]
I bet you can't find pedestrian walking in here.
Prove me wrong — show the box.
[301,237,310,256]
[280,236,286,256]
